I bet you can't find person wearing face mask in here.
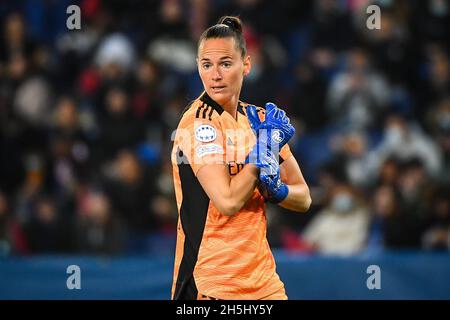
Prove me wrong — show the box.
[367,114,443,178]
[301,184,370,256]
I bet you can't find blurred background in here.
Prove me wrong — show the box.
[0,0,449,299]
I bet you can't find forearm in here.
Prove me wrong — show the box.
[279,183,312,212]
[197,163,259,216]
[227,164,259,213]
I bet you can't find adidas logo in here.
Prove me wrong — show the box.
[227,137,235,146]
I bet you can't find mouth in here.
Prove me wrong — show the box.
[211,86,226,93]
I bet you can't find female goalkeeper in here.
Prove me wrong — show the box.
[171,15,311,300]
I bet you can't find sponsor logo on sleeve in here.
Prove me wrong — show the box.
[196,143,223,157]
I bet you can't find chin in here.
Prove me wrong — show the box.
[209,91,228,104]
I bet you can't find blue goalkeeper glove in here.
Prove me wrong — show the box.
[257,149,289,203]
[247,102,295,150]
[245,103,295,165]
[245,102,293,203]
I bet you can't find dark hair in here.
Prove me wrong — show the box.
[198,16,247,58]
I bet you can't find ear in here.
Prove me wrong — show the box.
[243,55,251,76]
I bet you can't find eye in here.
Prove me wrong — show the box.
[222,61,232,68]
[202,63,211,70]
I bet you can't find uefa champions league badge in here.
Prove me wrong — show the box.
[195,125,217,142]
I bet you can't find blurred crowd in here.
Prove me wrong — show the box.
[0,0,449,256]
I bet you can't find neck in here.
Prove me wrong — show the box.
[221,91,241,120]
[223,100,238,119]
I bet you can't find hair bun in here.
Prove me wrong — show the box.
[219,16,243,34]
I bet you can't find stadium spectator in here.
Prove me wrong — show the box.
[0,1,447,257]
[368,183,423,250]
[0,191,28,256]
[75,189,126,255]
[422,185,450,251]
[302,183,370,256]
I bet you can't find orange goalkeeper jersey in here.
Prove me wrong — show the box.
[171,92,292,300]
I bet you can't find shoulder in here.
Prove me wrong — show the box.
[175,96,224,144]
[179,95,223,125]
[238,100,265,118]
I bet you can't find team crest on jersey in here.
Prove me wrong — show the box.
[271,129,284,144]
[195,124,217,142]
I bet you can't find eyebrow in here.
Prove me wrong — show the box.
[200,56,233,61]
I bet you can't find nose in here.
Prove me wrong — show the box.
[212,66,222,81]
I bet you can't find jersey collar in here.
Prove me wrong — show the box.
[200,92,224,115]
[200,92,245,118]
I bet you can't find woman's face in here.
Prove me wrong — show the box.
[198,37,250,108]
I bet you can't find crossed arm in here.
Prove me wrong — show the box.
[197,163,259,216]
[279,155,312,212]
[196,156,311,216]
